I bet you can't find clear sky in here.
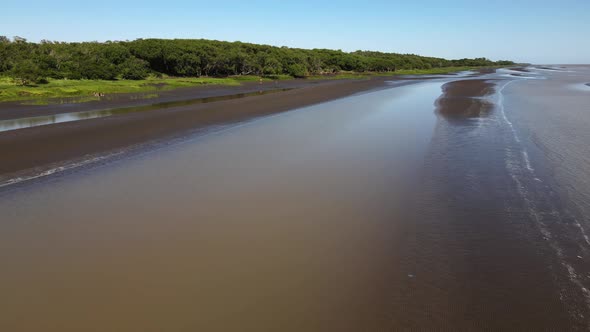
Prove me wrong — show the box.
[2,0,588,64]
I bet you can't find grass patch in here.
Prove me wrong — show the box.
[0,73,297,103]
[0,76,261,103]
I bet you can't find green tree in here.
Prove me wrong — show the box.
[0,37,513,81]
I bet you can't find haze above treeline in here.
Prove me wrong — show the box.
[0,36,514,83]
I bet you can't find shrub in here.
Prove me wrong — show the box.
[11,60,46,85]
[287,64,307,78]
[120,58,150,80]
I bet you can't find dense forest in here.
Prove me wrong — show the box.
[0,36,514,85]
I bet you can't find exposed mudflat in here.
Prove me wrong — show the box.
[435,79,496,117]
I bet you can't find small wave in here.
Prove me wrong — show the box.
[522,151,534,171]
[0,151,125,189]
[0,124,229,189]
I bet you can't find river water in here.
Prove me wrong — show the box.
[1,67,589,330]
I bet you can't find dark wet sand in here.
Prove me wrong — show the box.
[0,78,397,177]
[435,79,496,117]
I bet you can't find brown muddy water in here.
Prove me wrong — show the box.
[1,68,590,331]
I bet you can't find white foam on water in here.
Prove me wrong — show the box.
[496,79,522,143]
[574,218,590,246]
[522,151,534,171]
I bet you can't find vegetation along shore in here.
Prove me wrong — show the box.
[0,36,513,102]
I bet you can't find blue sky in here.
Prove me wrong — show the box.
[2,0,588,64]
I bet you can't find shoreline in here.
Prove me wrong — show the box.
[0,70,497,183]
[0,67,491,106]
[0,76,439,121]
[0,76,399,179]
[0,67,499,120]
[0,79,339,121]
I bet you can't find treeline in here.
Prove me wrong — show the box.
[0,36,514,84]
